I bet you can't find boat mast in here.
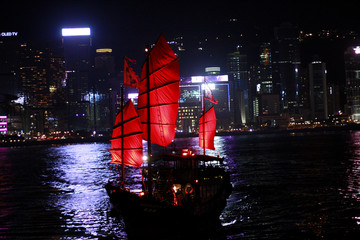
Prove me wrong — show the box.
[121,84,125,188]
[203,85,206,156]
[145,45,152,197]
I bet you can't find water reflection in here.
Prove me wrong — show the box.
[346,131,360,202]
[345,132,360,226]
[46,143,126,239]
[1,133,360,239]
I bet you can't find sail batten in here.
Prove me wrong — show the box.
[139,58,179,83]
[113,116,142,129]
[110,131,143,140]
[110,100,143,168]
[137,34,180,147]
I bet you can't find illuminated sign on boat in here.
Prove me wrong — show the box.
[61,28,91,37]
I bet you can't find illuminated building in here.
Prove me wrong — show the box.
[92,48,116,132]
[61,27,92,131]
[0,31,20,96]
[344,46,360,121]
[309,60,328,120]
[177,75,231,133]
[227,51,249,126]
[0,115,7,134]
[259,42,273,94]
[17,43,66,134]
[327,83,341,117]
[258,94,282,127]
[273,23,301,113]
[0,32,22,134]
[205,67,221,75]
[168,36,185,54]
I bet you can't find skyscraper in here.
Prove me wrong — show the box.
[17,43,66,134]
[308,61,328,120]
[0,31,20,96]
[92,48,116,132]
[227,51,249,126]
[61,27,92,131]
[178,75,231,133]
[273,23,301,113]
[344,46,360,121]
[259,42,273,94]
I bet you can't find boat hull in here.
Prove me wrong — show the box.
[105,182,232,237]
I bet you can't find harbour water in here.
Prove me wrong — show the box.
[0,131,359,239]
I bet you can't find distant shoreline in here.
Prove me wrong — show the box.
[1,124,360,147]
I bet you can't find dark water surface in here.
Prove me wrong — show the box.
[1,131,359,239]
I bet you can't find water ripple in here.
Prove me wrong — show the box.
[1,133,360,239]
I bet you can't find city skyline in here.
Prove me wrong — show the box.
[2,1,360,138]
[2,1,360,73]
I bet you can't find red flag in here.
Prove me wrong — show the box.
[124,57,139,88]
[204,81,218,104]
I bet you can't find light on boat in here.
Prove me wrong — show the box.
[142,155,148,161]
[139,192,145,197]
[182,149,194,157]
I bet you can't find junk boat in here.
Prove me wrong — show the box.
[105,34,232,235]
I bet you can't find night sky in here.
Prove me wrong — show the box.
[2,0,360,75]
[3,1,359,42]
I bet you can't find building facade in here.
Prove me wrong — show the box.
[62,27,93,131]
[344,46,360,121]
[17,43,66,135]
[308,61,328,120]
[227,51,250,126]
[92,48,116,133]
[259,42,273,94]
[273,23,301,113]
[178,75,231,133]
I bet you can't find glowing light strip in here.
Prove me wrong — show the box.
[62,28,91,37]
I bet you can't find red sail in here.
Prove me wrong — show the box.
[137,34,180,147]
[110,100,143,168]
[199,107,217,150]
[124,57,139,88]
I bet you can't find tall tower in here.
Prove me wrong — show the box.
[227,51,249,126]
[259,42,273,94]
[61,27,92,131]
[17,43,66,135]
[344,46,360,121]
[273,23,301,113]
[92,48,115,132]
[0,31,20,97]
[309,61,328,120]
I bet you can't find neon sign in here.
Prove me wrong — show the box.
[61,28,91,37]
[1,32,18,37]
